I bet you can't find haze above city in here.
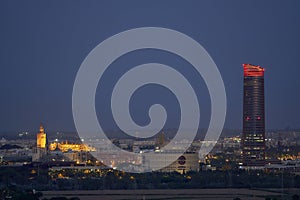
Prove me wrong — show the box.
[1,1,300,132]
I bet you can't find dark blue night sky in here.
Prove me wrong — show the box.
[0,1,299,132]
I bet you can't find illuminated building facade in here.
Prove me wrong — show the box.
[32,123,95,162]
[242,64,266,167]
[32,123,48,161]
[37,124,46,148]
[143,152,199,174]
[49,141,95,152]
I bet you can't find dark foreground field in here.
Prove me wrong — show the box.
[42,188,300,200]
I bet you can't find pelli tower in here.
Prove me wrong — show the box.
[242,64,266,167]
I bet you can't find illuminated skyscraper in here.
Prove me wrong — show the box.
[242,64,266,167]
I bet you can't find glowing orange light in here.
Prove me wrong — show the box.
[243,64,265,77]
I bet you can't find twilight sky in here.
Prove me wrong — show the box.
[0,1,300,132]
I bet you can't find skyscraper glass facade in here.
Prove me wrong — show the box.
[242,64,266,166]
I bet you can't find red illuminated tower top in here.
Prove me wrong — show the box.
[243,64,265,77]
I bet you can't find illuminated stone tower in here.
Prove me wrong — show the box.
[37,123,46,148]
[32,123,47,161]
[242,64,266,167]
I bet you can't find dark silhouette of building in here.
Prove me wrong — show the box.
[242,64,266,167]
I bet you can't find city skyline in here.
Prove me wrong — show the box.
[1,2,300,199]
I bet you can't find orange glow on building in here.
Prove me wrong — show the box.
[37,124,46,148]
[49,141,95,152]
[243,64,265,77]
